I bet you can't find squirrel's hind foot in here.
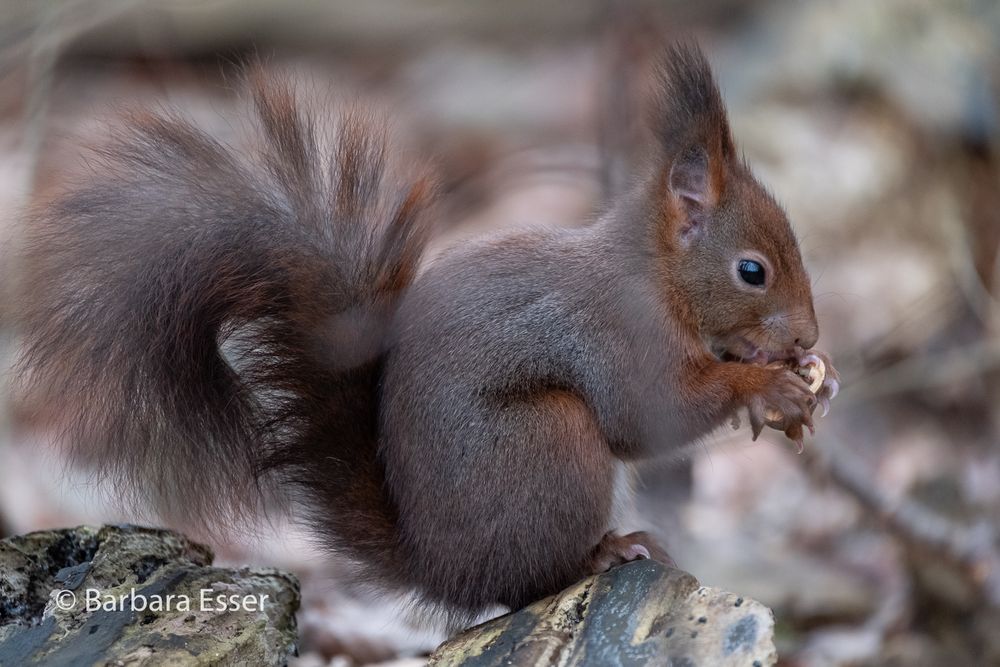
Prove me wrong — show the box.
[585,531,676,574]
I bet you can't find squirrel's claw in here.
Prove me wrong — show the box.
[824,377,840,401]
[798,350,840,416]
[587,531,675,574]
[799,352,823,368]
[784,423,806,454]
[748,400,767,441]
[819,395,831,418]
[811,356,840,418]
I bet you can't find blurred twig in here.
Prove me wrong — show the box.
[839,337,1000,405]
[808,438,1000,609]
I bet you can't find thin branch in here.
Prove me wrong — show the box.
[806,437,1000,609]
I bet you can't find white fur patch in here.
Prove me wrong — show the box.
[609,461,641,532]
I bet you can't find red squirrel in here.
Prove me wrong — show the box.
[16,44,838,622]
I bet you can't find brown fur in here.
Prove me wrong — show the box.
[16,74,433,589]
[15,44,819,625]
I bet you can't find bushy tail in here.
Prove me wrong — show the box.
[15,73,434,579]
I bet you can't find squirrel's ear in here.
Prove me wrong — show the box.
[669,145,713,209]
[652,43,734,234]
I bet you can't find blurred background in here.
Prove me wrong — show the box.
[1,1,999,665]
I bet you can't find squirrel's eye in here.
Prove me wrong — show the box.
[737,259,766,286]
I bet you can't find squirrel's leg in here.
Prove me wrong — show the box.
[486,392,673,603]
[387,388,672,611]
[484,390,618,609]
[387,387,621,612]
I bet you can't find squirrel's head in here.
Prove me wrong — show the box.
[647,44,817,363]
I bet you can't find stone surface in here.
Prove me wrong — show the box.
[0,524,299,666]
[429,559,775,667]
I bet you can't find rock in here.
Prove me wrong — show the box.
[429,559,775,666]
[0,524,299,666]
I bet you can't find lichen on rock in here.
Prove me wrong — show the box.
[430,559,776,667]
[0,524,299,666]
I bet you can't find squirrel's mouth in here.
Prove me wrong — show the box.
[710,337,792,366]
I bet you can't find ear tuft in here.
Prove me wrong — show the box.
[652,42,735,163]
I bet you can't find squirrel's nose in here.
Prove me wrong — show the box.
[793,311,819,350]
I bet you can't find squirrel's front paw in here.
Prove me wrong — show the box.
[747,367,817,452]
